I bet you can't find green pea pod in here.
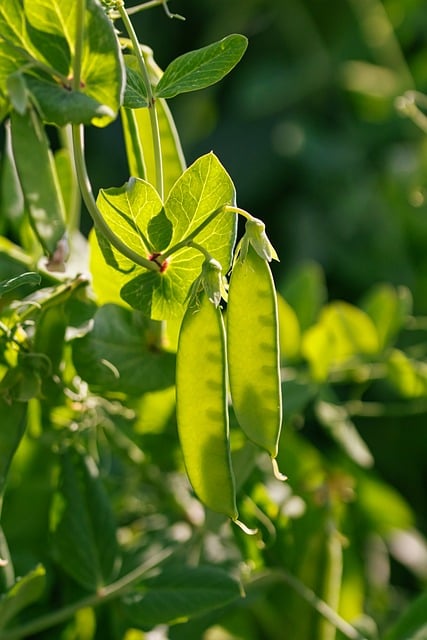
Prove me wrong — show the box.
[10,107,66,257]
[176,290,238,520]
[227,244,283,467]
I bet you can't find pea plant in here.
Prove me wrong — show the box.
[0,0,285,636]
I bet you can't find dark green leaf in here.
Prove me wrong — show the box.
[0,565,46,631]
[0,272,41,297]
[122,566,242,627]
[71,304,176,395]
[384,589,427,640]
[155,34,248,99]
[6,72,28,114]
[50,449,120,592]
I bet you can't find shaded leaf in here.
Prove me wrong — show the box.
[122,566,242,627]
[0,397,27,497]
[50,449,120,592]
[71,304,176,395]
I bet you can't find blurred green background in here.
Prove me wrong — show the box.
[86,0,427,313]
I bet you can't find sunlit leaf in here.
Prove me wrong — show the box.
[155,35,248,99]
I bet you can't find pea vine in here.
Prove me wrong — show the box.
[0,0,290,636]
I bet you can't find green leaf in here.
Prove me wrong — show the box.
[25,75,115,127]
[0,0,123,127]
[6,72,28,114]
[387,349,427,398]
[361,283,412,351]
[50,449,120,592]
[0,397,27,497]
[155,34,248,99]
[0,565,46,631]
[10,106,66,256]
[384,589,427,640]
[71,304,176,395]
[97,177,163,257]
[121,566,242,627]
[0,272,41,297]
[123,62,148,109]
[24,0,124,127]
[301,301,379,381]
[281,261,327,332]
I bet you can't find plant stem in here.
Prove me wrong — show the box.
[250,570,368,640]
[0,548,173,640]
[71,0,158,271]
[126,0,185,20]
[117,3,164,199]
[71,126,158,271]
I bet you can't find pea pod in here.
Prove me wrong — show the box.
[227,244,283,463]
[176,290,238,520]
[10,107,66,257]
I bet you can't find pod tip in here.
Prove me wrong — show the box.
[272,457,288,482]
[233,519,258,536]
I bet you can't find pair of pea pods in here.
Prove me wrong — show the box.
[176,242,283,527]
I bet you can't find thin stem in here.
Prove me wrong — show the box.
[187,240,213,261]
[73,0,85,92]
[117,3,164,199]
[71,126,159,271]
[250,570,367,640]
[126,0,185,20]
[59,125,81,232]
[0,548,173,640]
[223,205,255,221]
[71,2,158,271]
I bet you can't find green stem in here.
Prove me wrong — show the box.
[0,548,173,640]
[187,241,214,261]
[223,205,256,221]
[126,0,185,20]
[73,0,85,92]
[71,1,158,271]
[71,125,158,271]
[249,570,367,640]
[117,3,164,199]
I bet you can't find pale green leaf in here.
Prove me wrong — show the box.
[155,34,248,99]
[121,153,237,319]
[387,349,427,398]
[361,283,412,351]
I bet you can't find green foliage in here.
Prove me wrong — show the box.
[1,1,427,639]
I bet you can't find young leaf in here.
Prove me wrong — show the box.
[383,589,427,640]
[120,153,237,320]
[121,566,242,627]
[71,304,176,395]
[154,34,248,99]
[50,449,120,592]
[0,565,46,631]
[10,107,66,257]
